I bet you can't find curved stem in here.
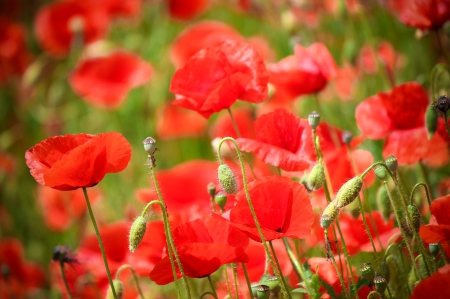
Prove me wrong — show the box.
[241,263,253,299]
[199,292,216,299]
[410,183,433,207]
[325,229,350,299]
[82,188,117,299]
[418,162,435,200]
[217,137,291,299]
[116,264,146,299]
[59,261,74,299]
[207,276,218,299]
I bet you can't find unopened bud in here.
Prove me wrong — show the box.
[335,177,363,208]
[433,95,450,114]
[425,104,438,139]
[207,182,216,198]
[341,131,353,145]
[259,275,279,294]
[360,262,375,282]
[308,111,321,129]
[407,204,421,233]
[106,280,123,299]
[214,191,228,210]
[376,261,390,282]
[429,243,440,257]
[321,201,339,229]
[373,276,387,293]
[373,165,388,181]
[376,186,391,223]
[252,285,270,299]
[385,155,398,173]
[142,137,157,155]
[129,216,147,253]
[307,164,325,191]
[217,164,238,194]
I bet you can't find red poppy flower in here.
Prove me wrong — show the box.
[70,51,152,109]
[170,40,269,118]
[236,108,316,171]
[99,0,142,18]
[156,103,207,140]
[355,82,449,166]
[389,0,450,30]
[357,41,397,75]
[410,264,450,299]
[167,0,210,20]
[420,195,450,243]
[268,43,338,100]
[230,175,314,242]
[35,0,109,57]
[25,132,132,191]
[0,239,45,299]
[150,213,249,284]
[209,107,255,139]
[333,62,358,101]
[37,185,102,231]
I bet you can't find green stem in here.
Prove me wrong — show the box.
[444,112,450,140]
[149,166,192,299]
[439,244,448,265]
[116,264,146,299]
[232,264,240,299]
[207,276,218,299]
[199,292,216,299]
[418,162,435,200]
[227,108,242,138]
[217,137,291,299]
[82,188,117,299]
[224,265,232,298]
[410,183,433,207]
[269,241,291,295]
[282,238,311,293]
[430,63,450,102]
[325,229,350,299]
[241,263,253,299]
[435,29,450,64]
[59,261,73,299]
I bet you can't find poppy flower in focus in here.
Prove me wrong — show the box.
[150,213,249,284]
[209,107,255,139]
[0,239,45,299]
[355,82,449,166]
[25,132,132,191]
[389,0,450,30]
[37,185,102,231]
[170,40,269,118]
[70,51,152,109]
[156,103,207,140]
[268,43,338,100]
[410,264,450,299]
[420,194,450,244]
[237,108,316,171]
[166,0,210,20]
[35,0,110,57]
[230,175,314,242]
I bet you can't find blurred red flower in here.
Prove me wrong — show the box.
[0,150,15,174]
[410,264,450,299]
[170,40,269,118]
[37,185,102,231]
[230,175,314,242]
[357,41,397,75]
[420,194,450,243]
[70,51,152,109]
[167,0,210,20]
[25,132,132,191]
[156,103,207,140]
[389,0,450,30]
[150,213,249,284]
[237,108,316,171]
[355,82,449,166]
[35,0,109,57]
[268,43,338,100]
[209,107,256,139]
[99,0,142,18]
[0,239,45,299]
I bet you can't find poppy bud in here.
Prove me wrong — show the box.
[407,204,421,233]
[207,182,216,198]
[347,200,360,218]
[307,164,325,191]
[341,131,353,145]
[376,186,391,223]
[259,275,280,294]
[384,155,398,173]
[367,291,381,299]
[429,243,440,257]
[252,285,270,299]
[433,95,450,114]
[373,165,388,181]
[129,216,147,253]
[142,137,157,155]
[321,201,339,229]
[425,104,438,139]
[217,164,238,194]
[308,111,320,129]
[360,263,375,282]
[335,177,363,208]
[373,276,387,293]
[214,191,227,210]
[106,280,123,299]
[376,261,390,282]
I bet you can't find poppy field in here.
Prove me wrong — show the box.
[2,0,450,298]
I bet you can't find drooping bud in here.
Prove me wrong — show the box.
[429,243,440,257]
[214,191,227,210]
[217,164,238,194]
[433,95,450,114]
[407,204,421,233]
[334,177,363,208]
[142,137,157,155]
[373,165,388,181]
[129,216,147,253]
[341,131,353,145]
[321,201,339,229]
[106,280,123,299]
[376,186,391,223]
[384,155,398,173]
[360,263,375,282]
[373,276,387,293]
[251,285,270,299]
[376,261,390,282]
[308,111,321,129]
[52,245,78,265]
[207,182,216,198]
[307,163,325,191]
[425,104,438,139]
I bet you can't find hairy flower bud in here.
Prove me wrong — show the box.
[407,204,421,233]
[217,164,238,194]
[429,243,440,257]
[433,95,450,114]
[425,104,438,139]
[129,216,147,253]
[376,261,390,282]
[307,164,325,191]
[376,186,391,223]
[360,263,375,282]
[335,177,363,208]
[308,111,321,129]
[373,276,387,293]
[373,165,388,181]
[384,155,398,173]
[207,182,216,198]
[260,275,280,294]
[106,280,123,299]
[214,191,227,210]
[142,137,157,155]
[321,201,339,229]
[252,285,270,299]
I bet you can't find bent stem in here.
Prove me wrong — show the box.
[116,264,145,299]
[217,137,291,299]
[82,187,117,299]
[207,276,218,299]
[59,261,73,299]
[410,183,432,207]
